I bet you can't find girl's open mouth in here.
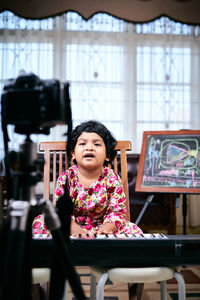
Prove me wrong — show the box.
[84,154,95,158]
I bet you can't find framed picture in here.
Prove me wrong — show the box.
[135,130,200,194]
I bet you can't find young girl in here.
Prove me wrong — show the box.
[32,120,142,235]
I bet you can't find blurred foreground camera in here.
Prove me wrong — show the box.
[0,72,72,201]
[1,73,71,135]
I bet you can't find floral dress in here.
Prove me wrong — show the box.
[32,165,142,235]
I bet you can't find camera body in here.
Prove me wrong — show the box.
[1,73,71,134]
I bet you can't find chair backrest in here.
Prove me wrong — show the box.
[39,140,132,221]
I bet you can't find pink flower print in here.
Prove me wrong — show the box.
[101,182,106,188]
[72,190,78,198]
[123,228,130,234]
[99,195,106,203]
[115,220,121,227]
[110,212,121,218]
[34,221,42,229]
[88,188,93,196]
[87,200,93,209]
[113,204,120,211]
[35,215,42,220]
[42,225,48,234]
[79,192,86,201]
[98,190,104,197]
[114,173,119,180]
[85,224,93,231]
[90,211,96,218]
[77,216,84,223]
[116,187,123,194]
[94,183,101,192]
[108,177,115,184]
[68,171,74,179]
[118,197,125,203]
[120,208,126,214]
[86,217,92,224]
[104,168,109,176]
[33,229,42,234]
[108,186,115,194]
[58,176,65,183]
[94,204,103,213]
[60,170,67,176]
[56,188,63,196]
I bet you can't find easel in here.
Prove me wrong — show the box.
[136,192,188,235]
[182,194,187,235]
[135,194,154,226]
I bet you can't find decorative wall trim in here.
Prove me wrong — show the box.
[0,0,200,25]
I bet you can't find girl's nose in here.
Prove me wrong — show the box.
[86,147,94,151]
[86,144,94,151]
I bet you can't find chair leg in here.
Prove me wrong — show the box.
[42,282,50,300]
[90,273,97,300]
[32,282,50,300]
[174,271,186,300]
[32,284,41,300]
[128,283,144,300]
[33,283,49,300]
[96,272,108,300]
[62,281,68,300]
[160,281,167,300]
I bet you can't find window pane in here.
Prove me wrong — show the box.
[0,43,53,79]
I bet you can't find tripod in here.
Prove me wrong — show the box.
[0,137,86,300]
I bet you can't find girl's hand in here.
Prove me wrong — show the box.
[70,219,86,235]
[97,223,117,235]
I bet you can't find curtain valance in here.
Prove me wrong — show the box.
[1,0,200,25]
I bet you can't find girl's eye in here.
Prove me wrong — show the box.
[79,142,85,146]
[95,143,101,146]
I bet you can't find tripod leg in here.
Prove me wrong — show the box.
[49,260,66,300]
[1,201,33,300]
[43,200,86,300]
[0,218,10,297]
[50,229,86,300]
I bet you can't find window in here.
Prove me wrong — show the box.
[0,11,200,161]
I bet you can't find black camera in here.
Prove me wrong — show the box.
[1,73,71,135]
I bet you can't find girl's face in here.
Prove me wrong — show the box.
[72,132,109,170]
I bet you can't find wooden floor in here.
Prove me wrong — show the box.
[176,225,200,235]
[67,265,200,300]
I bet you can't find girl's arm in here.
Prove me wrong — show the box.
[101,171,127,232]
[54,171,68,206]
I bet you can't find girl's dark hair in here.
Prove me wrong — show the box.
[69,120,117,165]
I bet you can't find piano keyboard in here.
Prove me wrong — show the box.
[32,234,200,267]
[70,233,168,239]
[33,233,168,240]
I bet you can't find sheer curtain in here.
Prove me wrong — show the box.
[0,11,200,225]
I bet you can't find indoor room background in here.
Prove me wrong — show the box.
[0,0,200,228]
